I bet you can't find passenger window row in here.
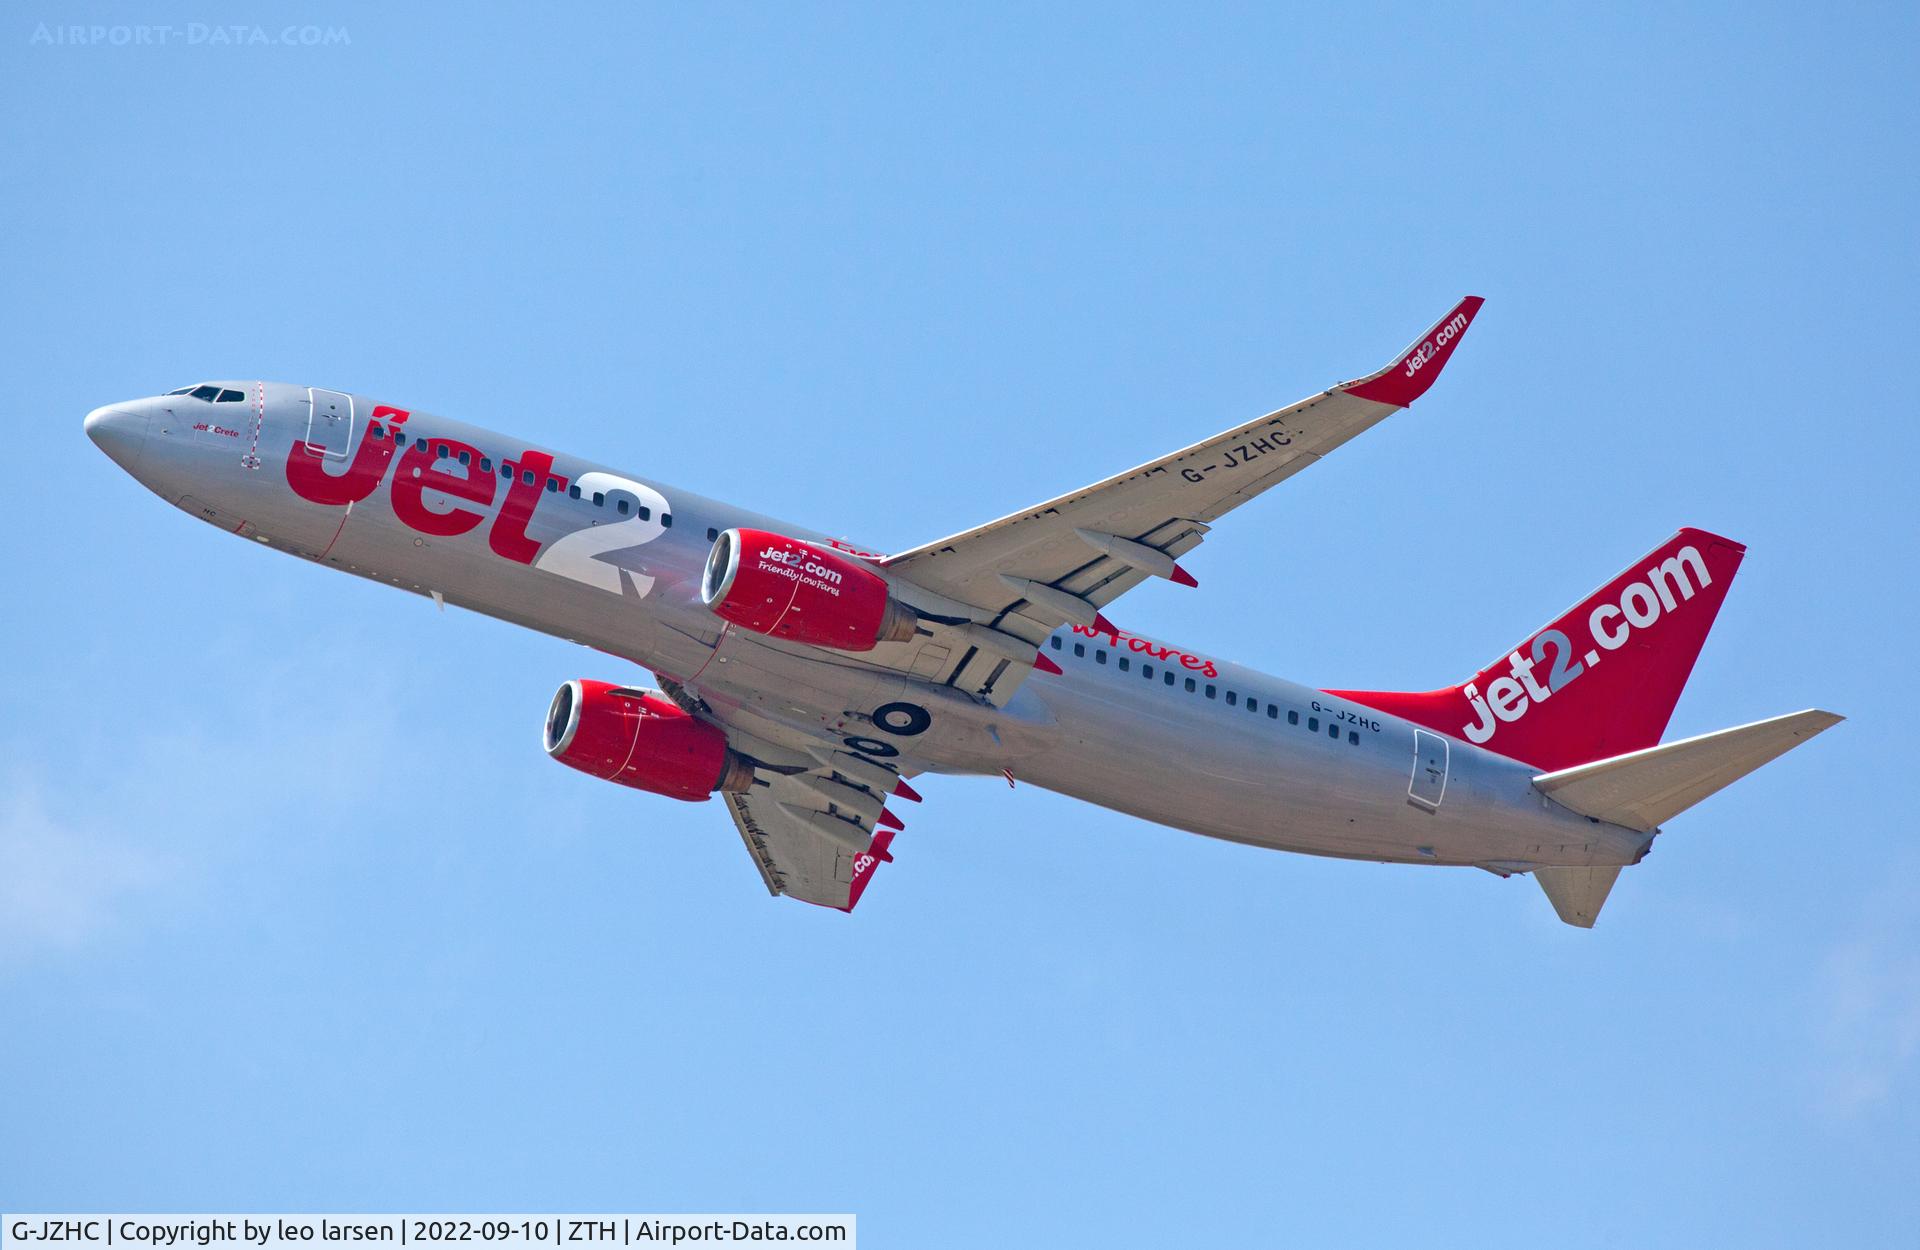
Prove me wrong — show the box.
[365,422,672,524]
[1050,634,1362,745]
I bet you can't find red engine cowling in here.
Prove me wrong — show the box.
[700,527,918,652]
[544,680,753,801]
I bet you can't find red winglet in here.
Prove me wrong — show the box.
[843,829,897,910]
[876,808,905,831]
[1170,563,1199,589]
[1344,296,1484,408]
[892,778,922,803]
[1033,651,1065,676]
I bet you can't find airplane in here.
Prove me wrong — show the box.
[82,297,1840,926]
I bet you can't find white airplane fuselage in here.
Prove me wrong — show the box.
[84,381,1647,878]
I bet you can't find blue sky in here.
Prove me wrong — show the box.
[3,2,1916,1244]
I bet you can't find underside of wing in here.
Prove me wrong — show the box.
[725,785,902,911]
[657,677,923,911]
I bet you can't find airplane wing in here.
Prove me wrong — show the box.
[657,676,922,911]
[724,783,907,911]
[651,298,1486,909]
[874,296,1485,704]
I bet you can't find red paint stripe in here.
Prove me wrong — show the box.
[316,502,352,559]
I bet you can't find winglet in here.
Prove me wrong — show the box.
[1344,296,1484,408]
[843,829,896,911]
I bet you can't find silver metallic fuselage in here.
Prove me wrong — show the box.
[86,383,1648,873]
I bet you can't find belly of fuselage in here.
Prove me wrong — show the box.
[1003,674,1642,870]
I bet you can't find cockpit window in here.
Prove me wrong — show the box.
[168,383,247,402]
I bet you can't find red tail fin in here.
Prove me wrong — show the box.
[1328,528,1745,771]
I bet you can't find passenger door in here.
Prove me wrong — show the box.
[1408,730,1449,811]
[304,388,355,460]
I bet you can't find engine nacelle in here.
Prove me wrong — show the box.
[700,527,918,652]
[544,680,753,801]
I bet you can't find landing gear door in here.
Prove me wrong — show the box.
[1409,730,1449,811]
[305,388,355,460]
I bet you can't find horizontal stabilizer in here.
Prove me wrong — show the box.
[1533,709,1843,832]
[1534,864,1622,929]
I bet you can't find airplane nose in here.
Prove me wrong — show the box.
[84,404,150,473]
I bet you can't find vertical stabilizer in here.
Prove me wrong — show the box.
[1329,528,1745,771]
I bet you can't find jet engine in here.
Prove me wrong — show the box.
[700,527,918,651]
[544,679,753,801]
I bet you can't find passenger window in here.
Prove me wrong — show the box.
[1287,710,1299,725]
[436,444,449,458]
[592,492,605,506]
[1329,723,1339,739]
[1225,691,1237,706]
[1205,684,1216,699]
[568,484,581,499]
[500,462,512,478]
[1348,730,1360,745]
[544,479,559,493]
[1095,650,1107,665]
[618,499,631,515]
[662,513,673,528]
[393,432,407,446]
[1164,672,1175,686]
[1117,657,1129,672]
[480,457,491,472]
[707,528,719,541]
[458,450,471,466]
[1308,717,1319,732]
[1074,643,1085,658]
[1266,705,1278,719]
[1050,636,1062,650]
[638,506,651,520]
[1184,678,1196,693]
[1247,699,1259,713]
[522,470,535,485]
[368,424,385,441]
[1142,664,1154,679]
